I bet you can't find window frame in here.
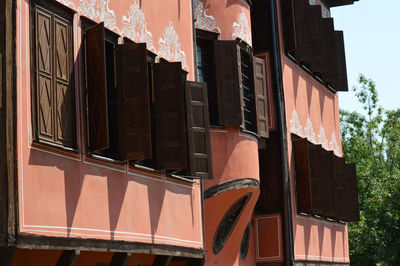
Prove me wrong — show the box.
[30,0,77,150]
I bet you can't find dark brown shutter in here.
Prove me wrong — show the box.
[334,157,347,220]
[321,149,336,218]
[185,81,213,179]
[154,62,187,170]
[54,16,74,146]
[115,43,151,160]
[333,31,348,91]
[253,56,269,138]
[36,7,54,141]
[86,22,109,152]
[293,138,312,213]
[214,40,242,126]
[343,163,360,221]
[281,0,297,52]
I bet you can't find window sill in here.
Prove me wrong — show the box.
[90,154,126,165]
[31,140,80,158]
[240,128,260,140]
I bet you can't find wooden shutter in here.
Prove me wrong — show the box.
[35,7,54,141]
[343,163,360,221]
[333,31,349,91]
[281,0,297,52]
[54,16,74,146]
[86,22,109,152]
[115,43,151,161]
[154,62,187,170]
[320,149,336,218]
[293,138,312,213]
[334,157,347,220]
[185,81,213,179]
[253,56,269,138]
[214,40,242,126]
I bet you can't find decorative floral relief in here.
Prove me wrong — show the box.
[290,108,303,137]
[78,0,119,32]
[57,0,77,9]
[330,132,340,156]
[232,8,251,45]
[318,125,329,149]
[193,0,221,33]
[158,21,188,70]
[304,117,316,143]
[121,0,155,52]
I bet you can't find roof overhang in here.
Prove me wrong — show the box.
[324,0,359,8]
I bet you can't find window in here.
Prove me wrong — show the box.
[31,0,76,148]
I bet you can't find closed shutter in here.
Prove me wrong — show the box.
[308,143,325,216]
[214,40,242,126]
[334,157,347,220]
[253,56,269,138]
[115,43,151,160]
[185,81,213,179]
[281,0,297,52]
[54,16,74,146]
[154,62,188,170]
[86,22,109,152]
[321,150,336,218]
[36,8,54,141]
[333,31,348,91]
[344,163,360,221]
[293,138,312,213]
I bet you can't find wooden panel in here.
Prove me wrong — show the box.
[253,56,269,138]
[214,40,242,126]
[36,7,54,141]
[281,0,297,52]
[293,0,314,63]
[333,31,349,91]
[185,81,213,179]
[54,16,74,146]
[251,0,274,52]
[115,43,152,161]
[343,163,360,221]
[320,149,336,218]
[293,138,312,213]
[86,22,109,152]
[154,62,188,170]
[334,157,347,220]
[255,214,284,263]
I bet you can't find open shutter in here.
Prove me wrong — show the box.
[214,40,241,126]
[333,31,348,91]
[253,56,269,138]
[293,138,312,213]
[154,62,187,170]
[115,43,151,161]
[321,149,336,218]
[334,157,347,220]
[85,22,109,152]
[35,7,54,142]
[54,16,74,146]
[185,81,213,179]
[281,0,297,52]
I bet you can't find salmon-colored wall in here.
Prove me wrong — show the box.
[204,187,259,266]
[16,0,202,249]
[195,0,252,45]
[276,1,350,263]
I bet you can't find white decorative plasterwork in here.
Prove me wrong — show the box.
[78,0,119,32]
[232,8,251,45]
[290,108,303,137]
[158,21,188,70]
[194,0,221,33]
[304,117,316,143]
[121,0,155,52]
[318,125,329,149]
[330,132,340,156]
[57,0,77,9]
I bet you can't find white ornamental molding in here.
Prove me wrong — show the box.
[158,21,188,71]
[290,108,303,137]
[78,0,119,32]
[304,117,316,143]
[232,8,251,45]
[194,0,221,33]
[121,0,155,52]
[330,132,340,156]
[318,125,329,149]
[57,0,76,9]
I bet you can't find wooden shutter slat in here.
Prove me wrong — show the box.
[253,56,269,138]
[115,43,152,161]
[86,22,109,152]
[185,81,213,179]
[36,8,54,141]
[214,40,242,126]
[154,62,187,170]
[54,16,74,146]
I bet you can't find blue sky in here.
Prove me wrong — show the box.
[331,0,400,112]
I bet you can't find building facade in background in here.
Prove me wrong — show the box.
[0,0,359,265]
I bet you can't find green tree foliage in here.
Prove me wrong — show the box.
[340,74,400,265]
